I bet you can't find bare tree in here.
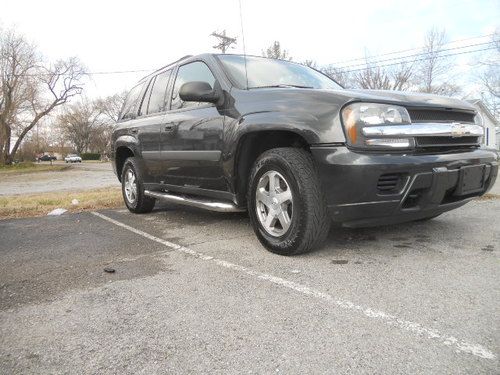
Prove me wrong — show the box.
[478,31,500,118]
[262,41,292,60]
[58,93,125,157]
[320,65,353,88]
[0,28,84,165]
[350,57,414,91]
[416,28,460,96]
[303,60,317,68]
[95,92,126,123]
[57,99,103,155]
[94,93,126,157]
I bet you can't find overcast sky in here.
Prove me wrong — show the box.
[1,0,498,98]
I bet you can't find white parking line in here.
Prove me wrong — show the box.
[92,211,496,360]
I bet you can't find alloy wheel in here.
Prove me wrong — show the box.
[124,168,138,204]
[255,170,293,237]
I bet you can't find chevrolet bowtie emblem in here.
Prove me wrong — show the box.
[451,123,470,138]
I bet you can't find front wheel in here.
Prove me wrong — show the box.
[121,157,156,213]
[248,148,330,255]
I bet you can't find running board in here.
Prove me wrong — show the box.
[144,190,245,213]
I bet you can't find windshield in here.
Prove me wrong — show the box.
[217,55,342,90]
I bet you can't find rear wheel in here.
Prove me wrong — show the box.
[121,157,156,213]
[248,148,330,255]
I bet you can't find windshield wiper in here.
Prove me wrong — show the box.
[248,84,314,89]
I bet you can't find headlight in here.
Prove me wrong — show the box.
[341,103,413,149]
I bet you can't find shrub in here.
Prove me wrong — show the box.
[80,153,101,161]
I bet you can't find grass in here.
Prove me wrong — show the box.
[0,162,69,175]
[0,187,123,219]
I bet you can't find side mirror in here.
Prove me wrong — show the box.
[179,81,220,104]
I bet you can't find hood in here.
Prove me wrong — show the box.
[334,89,476,112]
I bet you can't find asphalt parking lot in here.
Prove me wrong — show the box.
[0,197,499,374]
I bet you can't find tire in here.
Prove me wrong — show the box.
[248,148,330,255]
[121,157,156,214]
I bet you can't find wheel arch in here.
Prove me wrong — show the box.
[232,129,311,205]
[114,145,135,182]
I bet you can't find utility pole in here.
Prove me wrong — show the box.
[211,30,237,53]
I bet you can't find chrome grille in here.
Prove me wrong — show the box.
[405,108,480,150]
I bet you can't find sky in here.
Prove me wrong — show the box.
[1,0,498,98]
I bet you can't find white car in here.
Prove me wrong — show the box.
[64,154,82,163]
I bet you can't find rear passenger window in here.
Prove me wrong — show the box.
[170,61,216,111]
[120,83,145,120]
[138,78,155,116]
[147,70,172,114]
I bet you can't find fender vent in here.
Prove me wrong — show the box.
[377,173,404,193]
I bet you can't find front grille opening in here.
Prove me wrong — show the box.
[408,109,475,123]
[402,188,426,209]
[415,136,479,147]
[377,173,407,194]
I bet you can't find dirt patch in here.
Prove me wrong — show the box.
[476,193,500,201]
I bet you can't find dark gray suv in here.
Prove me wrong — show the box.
[112,54,498,255]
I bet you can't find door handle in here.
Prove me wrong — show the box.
[164,124,175,132]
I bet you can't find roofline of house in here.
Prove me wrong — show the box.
[466,99,499,126]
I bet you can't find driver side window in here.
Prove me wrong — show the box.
[170,61,216,111]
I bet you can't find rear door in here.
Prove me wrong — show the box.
[132,70,173,181]
[159,61,226,191]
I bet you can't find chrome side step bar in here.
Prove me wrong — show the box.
[144,190,246,213]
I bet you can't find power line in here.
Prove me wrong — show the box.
[5,69,153,78]
[5,35,497,78]
[329,33,495,65]
[334,40,497,70]
[341,46,497,73]
[87,69,152,75]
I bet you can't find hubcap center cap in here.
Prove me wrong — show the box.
[272,197,279,211]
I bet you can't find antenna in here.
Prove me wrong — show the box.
[238,0,249,90]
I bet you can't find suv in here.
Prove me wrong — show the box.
[112,54,498,255]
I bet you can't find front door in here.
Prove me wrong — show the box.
[160,61,226,192]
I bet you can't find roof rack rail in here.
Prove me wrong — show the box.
[139,55,194,81]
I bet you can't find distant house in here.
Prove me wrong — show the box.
[45,146,74,160]
[467,99,499,150]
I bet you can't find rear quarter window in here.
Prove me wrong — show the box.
[120,83,145,120]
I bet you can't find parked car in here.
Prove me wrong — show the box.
[64,154,82,163]
[38,154,57,162]
[111,54,498,255]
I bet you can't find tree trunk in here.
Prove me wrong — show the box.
[0,126,12,165]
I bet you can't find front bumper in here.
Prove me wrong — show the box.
[311,146,498,227]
